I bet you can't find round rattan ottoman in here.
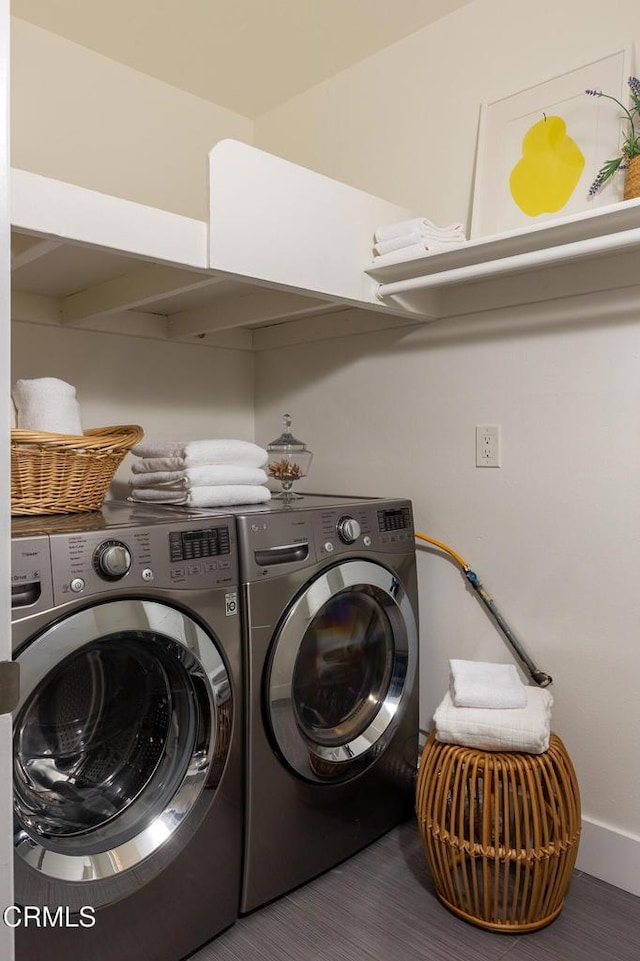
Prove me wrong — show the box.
[415,732,581,933]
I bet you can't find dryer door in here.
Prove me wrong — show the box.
[266,559,417,783]
[13,599,232,885]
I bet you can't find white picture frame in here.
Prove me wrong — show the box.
[470,47,633,239]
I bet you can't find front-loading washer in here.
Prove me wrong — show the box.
[232,494,419,913]
[10,502,243,961]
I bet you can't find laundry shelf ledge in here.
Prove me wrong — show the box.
[365,196,640,321]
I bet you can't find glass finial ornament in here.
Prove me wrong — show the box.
[267,414,313,501]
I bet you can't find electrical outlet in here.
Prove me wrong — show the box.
[476,424,501,467]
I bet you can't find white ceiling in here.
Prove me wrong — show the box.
[12,0,474,118]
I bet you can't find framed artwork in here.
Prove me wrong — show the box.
[470,47,632,238]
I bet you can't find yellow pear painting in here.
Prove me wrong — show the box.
[509,115,585,216]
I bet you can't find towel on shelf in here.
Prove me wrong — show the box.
[129,485,272,508]
[130,465,268,490]
[374,231,466,257]
[374,217,465,244]
[449,659,527,709]
[12,377,83,435]
[367,243,436,268]
[131,439,268,469]
[433,687,553,754]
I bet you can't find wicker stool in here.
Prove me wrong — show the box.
[415,732,581,933]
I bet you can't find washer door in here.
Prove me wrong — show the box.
[266,560,417,783]
[13,599,232,882]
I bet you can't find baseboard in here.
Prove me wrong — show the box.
[576,817,640,896]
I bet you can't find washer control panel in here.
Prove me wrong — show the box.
[46,520,237,602]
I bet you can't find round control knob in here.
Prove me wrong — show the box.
[336,516,362,544]
[94,540,132,580]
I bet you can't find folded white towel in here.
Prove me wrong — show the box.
[367,243,435,268]
[130,466,268,490]
[131,439,268,469]
[375,217,466,243]
[433,687,553,754]
[129,485,272,507]
[12,377,83,435]
[449,659,527,709]
[374,231,466,257]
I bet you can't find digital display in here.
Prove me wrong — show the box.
[377,508,411,533]
[169,527,231,562]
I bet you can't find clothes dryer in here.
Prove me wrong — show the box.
[232,494,419,913]
[10,502,243,961]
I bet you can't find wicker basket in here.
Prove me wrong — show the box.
[11,425,144,515]
[624,154,640,200]
[415,731,581,933]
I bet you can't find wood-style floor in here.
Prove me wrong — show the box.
[192,818,639,961]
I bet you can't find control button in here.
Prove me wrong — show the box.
[141,568,154,582]
[94,540,132,581]
[363,535,372,547]
[336,516,362,544]
[324,541,335,553]
[70,578,85,593]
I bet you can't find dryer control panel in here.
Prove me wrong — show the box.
[236,498,414,582]
[316,501,414,560]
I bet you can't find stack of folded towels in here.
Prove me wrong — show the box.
[129,438,271,508]
[434,658,553,754]
[372,217,467,266]
[11,377,84,434]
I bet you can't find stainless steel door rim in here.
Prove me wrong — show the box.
[267,560,417,782]
[13,599,232,881]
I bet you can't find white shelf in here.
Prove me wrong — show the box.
[11,142,418,351]
[365,198,640,321]
[12,142,640,350]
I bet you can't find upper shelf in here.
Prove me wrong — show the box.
[11,139,640,350]
[365,197,640,321]
[10,140,418,351]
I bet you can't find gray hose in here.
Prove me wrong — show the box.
[465,570,553,687]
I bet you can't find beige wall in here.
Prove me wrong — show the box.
[11,18,253,220]
[253,0,640,860]
[10,18,257,507]
[255,0,640,227]
[11,323,256,496]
